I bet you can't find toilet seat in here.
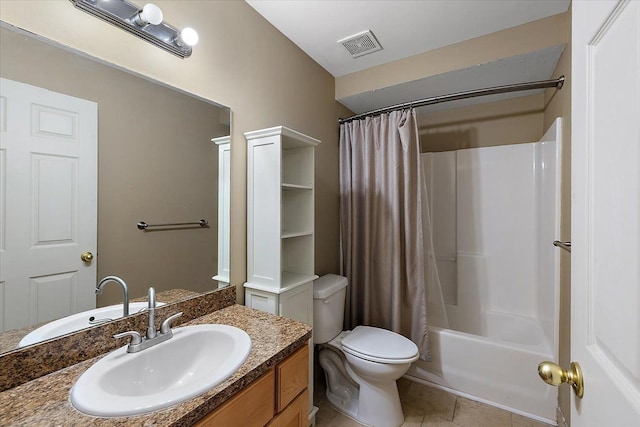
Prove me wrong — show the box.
[340,326,419,364]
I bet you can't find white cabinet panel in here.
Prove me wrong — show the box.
[247,137,281,286]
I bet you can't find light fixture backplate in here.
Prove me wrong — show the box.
[69,0,193,58]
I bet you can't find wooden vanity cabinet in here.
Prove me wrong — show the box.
[194,344,309,427]
[267,390,308,427]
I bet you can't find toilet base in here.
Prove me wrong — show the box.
[325,385,359,421]
[324,378,405,427]
[319,347,360,420]
[320,348,406,427]
[345,364,404,427]
[354,378,404,427]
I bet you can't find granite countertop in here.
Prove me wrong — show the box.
[0,304,312,427]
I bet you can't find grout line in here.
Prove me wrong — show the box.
[450,396,459,422]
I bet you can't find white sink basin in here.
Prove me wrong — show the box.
[70,324,252,417]
[18,302,165,347]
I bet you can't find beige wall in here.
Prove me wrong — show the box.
[0,26,229,305]
[419,94,545,152]
[0,1,351,302]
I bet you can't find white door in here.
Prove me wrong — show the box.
[571,0,640,425]
[0,78,97,331]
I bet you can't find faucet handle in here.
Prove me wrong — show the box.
[160,312,183,334]
[114,331,142,345]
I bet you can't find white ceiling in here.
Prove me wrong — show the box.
[246,0,571,115]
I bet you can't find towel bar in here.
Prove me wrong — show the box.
[137,219,208,231]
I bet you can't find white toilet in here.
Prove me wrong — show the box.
[313,274,419,427]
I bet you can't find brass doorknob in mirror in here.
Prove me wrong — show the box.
[81,251,94,263]
[538,361,584,398]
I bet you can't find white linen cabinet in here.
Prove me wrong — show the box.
[212,135,231,288]
[244,126,319,325]
[244,126,320,422]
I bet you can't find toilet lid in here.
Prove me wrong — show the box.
[341,326,419,363]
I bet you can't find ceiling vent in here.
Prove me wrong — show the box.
[338,30,382,58]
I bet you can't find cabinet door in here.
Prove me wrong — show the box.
[279,282,313,325]
[245,288,279,315]
[247,136,282,287]
[194,370,275,427]
[267,390,309,427]
[276,345,309,412]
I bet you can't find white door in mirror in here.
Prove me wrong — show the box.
[0,78,98,332]
[70,324,251,417]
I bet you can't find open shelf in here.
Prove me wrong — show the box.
[282,230,313,239]
[283,146,314,187]
[282,183,313,190]
[282,189,313,236]
[282,234,313,276]
[281,271,319,289]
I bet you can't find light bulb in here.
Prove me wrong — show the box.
[177,27,199,47]
[133,3,163,26]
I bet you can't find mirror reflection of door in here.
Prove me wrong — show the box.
[0,78,97,331]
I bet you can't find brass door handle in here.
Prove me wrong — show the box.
[538,361,584,398]
[81,251,94,263]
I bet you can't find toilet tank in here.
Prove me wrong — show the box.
[313,274,348,344]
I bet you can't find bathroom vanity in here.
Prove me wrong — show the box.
[195,344,309,427]
[0,295,311,426]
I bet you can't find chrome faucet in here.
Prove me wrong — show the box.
[96,276,129,317]
[114,286,183,353]
[147,286,157,339]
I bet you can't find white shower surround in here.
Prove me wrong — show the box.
[408,118,562,422]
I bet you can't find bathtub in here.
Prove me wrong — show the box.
[413,118,563,424]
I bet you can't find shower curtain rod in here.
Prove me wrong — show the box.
[338,75,565,124]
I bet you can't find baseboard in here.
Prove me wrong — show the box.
[308,405,319,427]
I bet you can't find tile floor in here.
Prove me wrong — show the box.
[314,376,553,427]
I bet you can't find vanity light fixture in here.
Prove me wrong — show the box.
[69,0,198,58]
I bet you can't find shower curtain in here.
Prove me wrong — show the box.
[339,109,430,359]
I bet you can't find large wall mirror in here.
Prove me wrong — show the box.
[0,23,231,355]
